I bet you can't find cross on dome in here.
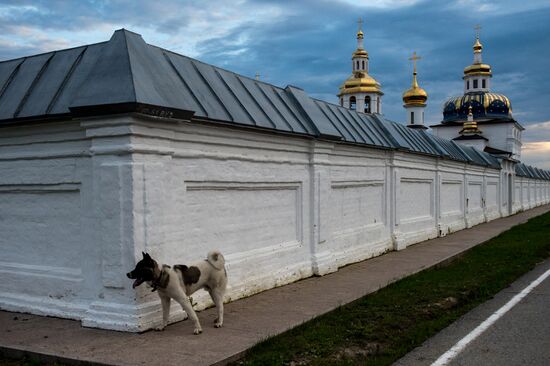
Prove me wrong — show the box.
[357,17,364,39]
[409,51,421,74]
[474,24,482,39]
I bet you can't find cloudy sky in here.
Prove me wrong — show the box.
[1,0,549,168]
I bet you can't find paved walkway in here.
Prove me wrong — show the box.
[1,205,549,366]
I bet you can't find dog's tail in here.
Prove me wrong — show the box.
[207,250,225,270]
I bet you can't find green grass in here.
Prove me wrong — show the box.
[234,211,550,366]
[0,356,48,366]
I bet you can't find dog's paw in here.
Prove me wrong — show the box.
[193,328,203,335]
[214,322,223,328]
[154,326,166,331]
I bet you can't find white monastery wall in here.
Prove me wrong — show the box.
[0,115,548,332]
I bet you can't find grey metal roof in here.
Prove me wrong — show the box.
[383,120,442,156]
[425,134,469,161]
[312,101,395,148]
[1,28,546,175]
[515,163,550,180]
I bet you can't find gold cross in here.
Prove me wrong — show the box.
[255,72,260,80]
[358,17,363,32]
[409,51,421,73]
[474,24,482,39]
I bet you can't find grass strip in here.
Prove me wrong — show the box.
[234,211,550,366]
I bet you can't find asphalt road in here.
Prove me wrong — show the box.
[394,258,550,366]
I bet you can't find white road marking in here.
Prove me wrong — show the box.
[430,268,550,366]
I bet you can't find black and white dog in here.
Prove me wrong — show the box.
[127,251,227,335]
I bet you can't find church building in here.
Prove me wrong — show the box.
[0,26,548,332]
[338,20,383,114]
[430,31,523,160]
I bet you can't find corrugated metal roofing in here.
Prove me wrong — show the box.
[1,28,549,177]
[313,101,395,148]
[425,134,469,161]
[518,164,528,177]
[515,163,550,180]
[383,120,442,156]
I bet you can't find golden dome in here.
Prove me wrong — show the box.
[352,48,368,58]
[403,72,427,106]
[473,37,483,52]
[338,72,382,96]
[464,35,491,76]
[461,106,482,134]
[463,63,491,76]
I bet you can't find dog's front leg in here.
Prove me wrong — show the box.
[173,292,202,335]
[156,294,171,331]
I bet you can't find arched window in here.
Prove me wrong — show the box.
[364,96,371,113]
[467,80,470,90]
[362,60,365,70]
[356,61,359,70]
[473,79,478,88]
[340,98,343,107]
[376,98,380,113]
[350,96,356,110]
[410,112,415,124]
[482,79,486,88]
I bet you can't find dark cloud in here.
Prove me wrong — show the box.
[196,0,550,129]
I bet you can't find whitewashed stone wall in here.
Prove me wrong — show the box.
[0,115,548,331]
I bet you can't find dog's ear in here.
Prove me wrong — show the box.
[142,251,146,258]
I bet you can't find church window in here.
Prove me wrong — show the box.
[411,112,415,124]
[350,96,356,110]
[356,61,359,70]
[340,98,343,107]
[482,79,486,88]
[467,80,470,90]
[365,96,371,113]
[377,98,380,113]
[473,79,478,88]
[362,60,365,69]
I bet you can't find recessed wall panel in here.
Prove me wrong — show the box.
[441,181,462,215]
[400,179,432,221]
[330,181,384,234]
[178,182,301,257]
[468,182,482,209]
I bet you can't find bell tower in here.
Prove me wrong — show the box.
[338,18,383,114]
[402,52,428,129]
[463,25,492,93]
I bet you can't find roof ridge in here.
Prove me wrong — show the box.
[120,29,138,103]
[69,29,138,109]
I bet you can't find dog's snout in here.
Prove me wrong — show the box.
[126,272,132,278]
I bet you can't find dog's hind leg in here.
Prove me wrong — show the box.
[209,288,224,328]
[173,291,202,335]
[156,293,171,331]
